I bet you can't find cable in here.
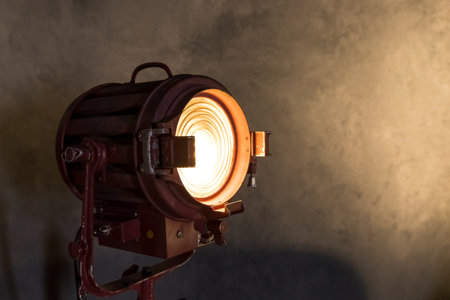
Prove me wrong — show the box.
[73,228,87,300]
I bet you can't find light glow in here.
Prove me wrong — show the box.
[176,89,251,207]
[176,96,235,199]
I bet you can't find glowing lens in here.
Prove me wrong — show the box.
[176,96,235,200]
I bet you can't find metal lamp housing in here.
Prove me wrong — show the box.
[57,64,251,258]
[55,63,270,298]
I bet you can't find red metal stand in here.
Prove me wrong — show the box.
[66,138,193,299]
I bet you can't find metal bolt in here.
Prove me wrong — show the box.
[146,230,154,239]
[176,230,183,238]
[98,225,112,236]
[247,174,257,188]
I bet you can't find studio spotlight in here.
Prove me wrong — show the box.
[56,62,270,299]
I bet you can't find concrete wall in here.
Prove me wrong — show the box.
[1,1,450,299]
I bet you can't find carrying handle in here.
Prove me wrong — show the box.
[130,62,173,83]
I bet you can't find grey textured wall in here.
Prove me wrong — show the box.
[1,0,450,299]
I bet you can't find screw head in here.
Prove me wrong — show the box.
[146,230,154,239]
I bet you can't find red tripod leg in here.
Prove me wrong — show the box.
[65,138,194,299]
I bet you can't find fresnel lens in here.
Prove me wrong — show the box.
[56,62,270,299]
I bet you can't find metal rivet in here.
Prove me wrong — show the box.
[176,230,183,238]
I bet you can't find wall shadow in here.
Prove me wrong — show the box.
[0,76,82,299]
[44,226,68,300]
[156,247,368,300]
[0,201,20,300]
[0,80,71,203]
[428,264,450,300]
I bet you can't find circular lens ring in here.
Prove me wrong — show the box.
[176,97,234,197]
[176,89,250,207]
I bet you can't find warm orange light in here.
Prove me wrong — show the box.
[176,89,250,207]
[176,96,234,198]
[251,131,271,157]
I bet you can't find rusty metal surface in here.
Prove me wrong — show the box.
[55,63,256,299]
[65,138,195,299]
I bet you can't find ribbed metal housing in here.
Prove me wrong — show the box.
[56,74,230,221]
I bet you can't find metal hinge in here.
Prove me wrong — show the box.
[137,128,195,175]
[137,128,170,175]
